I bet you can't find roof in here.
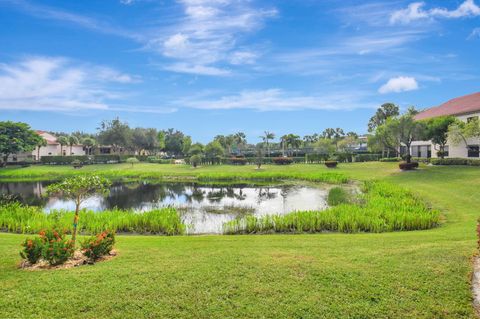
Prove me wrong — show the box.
[415,92,480,120]
[35,131,58,145]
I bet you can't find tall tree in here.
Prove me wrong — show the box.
[68,136,79,155]
[0,121,42,166]
[261,131,275,157]
[368,103,400,132]
[57,136,68,156]
[205,141,224,164]
[97,118,132,153]
[36,138,47,161]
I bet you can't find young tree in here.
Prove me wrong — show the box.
[0,121,42,166]
[47,175,111,246]
[57,136,68,156]
[384,115,426,163]
[423,116,457,158]
[126,157,139,167]
[368,103,400,132]
[188,143,204,156]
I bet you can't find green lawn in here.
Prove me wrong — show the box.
[0,163,479,318]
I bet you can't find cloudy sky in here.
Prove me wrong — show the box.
[0,0,479,142]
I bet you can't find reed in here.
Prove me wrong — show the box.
[0,203,185,235]
[223,181,440,234]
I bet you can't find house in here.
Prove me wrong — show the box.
[7,131,86,163]
[411,92,480,159]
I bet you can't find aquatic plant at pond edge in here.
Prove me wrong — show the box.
[327,187,351,206]
[0,203,185,235]
[223,181,440,234]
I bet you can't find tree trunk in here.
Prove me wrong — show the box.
[37,146,41,161]
[72,199,80,246]
[70,145,73,155]
[60,145,63,156]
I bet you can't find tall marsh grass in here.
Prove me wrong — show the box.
[223,181,440,234]
[0,203,185,235]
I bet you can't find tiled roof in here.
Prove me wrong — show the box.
[415,92,480,120]
[35,131,58,145]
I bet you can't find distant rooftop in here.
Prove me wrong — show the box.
[415,92,480,120]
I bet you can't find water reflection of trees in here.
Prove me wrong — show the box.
[0,182,49,206]
[1,181,297,210]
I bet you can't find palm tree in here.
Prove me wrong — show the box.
[82,137,96,155]
[233,132,247,155]
[68,136,79,155]
[36,139,47,162]
[57,136,68,156]
[261,131,275,157]
[280,134,289,156]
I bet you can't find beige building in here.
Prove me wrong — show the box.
[411,92,480,159]
[8,131,86,163]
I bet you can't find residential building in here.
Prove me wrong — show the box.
[412,92,480,159]
[7,131,86,163]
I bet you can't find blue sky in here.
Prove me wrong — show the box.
[0,0,479,143]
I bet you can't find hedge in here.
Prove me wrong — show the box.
[40,154,151,165]
[431,158,480,166]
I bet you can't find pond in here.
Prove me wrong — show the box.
[0,181,331,234]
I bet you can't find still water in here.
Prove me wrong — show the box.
[0,181,330,234]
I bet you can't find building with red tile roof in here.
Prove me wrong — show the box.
[415,92,480,120]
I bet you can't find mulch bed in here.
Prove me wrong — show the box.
[19,250,117,271]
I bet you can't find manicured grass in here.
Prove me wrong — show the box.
[0,163,479,318]
[0,162,399,183]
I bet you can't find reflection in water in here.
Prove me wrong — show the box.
[0,181,329,234]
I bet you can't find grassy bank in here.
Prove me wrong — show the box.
[0,163,479,317]
[0,162,401,183]
[223,181,440,234]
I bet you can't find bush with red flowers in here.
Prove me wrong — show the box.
[20,229,74,265]
[81,230,115,261]
[324,161,338,168]
[20,237,43,264]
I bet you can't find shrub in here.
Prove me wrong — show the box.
[21,158,35,167]
[229,157,247,165]
[81,230,115,261]
[430,158,480,166]
[93,154,121,164]
[399,161,419,170]
[20,229,75,266]
[39,229,75,265]
[41,155,89,165]
[327,187,349,206]
[272,157,293,165]
[20,237,43,264]
[379,157,402,162]
[325,160,338,168]
[72,159,83,168]
[354,154,382,162]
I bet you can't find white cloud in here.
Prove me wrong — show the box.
[120,0,135,5]
[176,89,374,111]
[468,27,480,39]
[146,0,277,75]
[0,57,139,112]
[164,63,230,76]
[378,76,419,94]
[390,0,480,24]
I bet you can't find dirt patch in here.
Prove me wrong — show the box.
[19,250,118,271]
[472,255,480,316]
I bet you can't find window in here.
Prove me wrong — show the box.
[443,146,449,157]
[467,116,479,123]
[411,146,419,157]
[468,145,480,158]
